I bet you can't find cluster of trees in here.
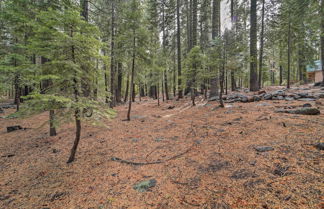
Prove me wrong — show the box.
[0,0,323,162]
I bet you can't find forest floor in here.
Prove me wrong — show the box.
[0,86,323,209]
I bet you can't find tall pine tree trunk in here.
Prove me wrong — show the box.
[127,30,136,121]
[177,0,183,99]
[321,0,324,85]
[258,0,265,89]
[209,0,220,98]
[249,0,259,91]
[287,15,291,89]
[110,0,116,107]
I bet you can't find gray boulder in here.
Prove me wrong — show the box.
[255,146,274,152]
[275,107,320,115]
[263,93,272,100]
[133,179,157,192]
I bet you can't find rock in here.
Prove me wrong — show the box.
[131,115,146,119]
[167,105,175,109]
[208,96,219,101]
[52,149,59,153]
[275,107,320,115]
[293,94,301,99]
[277,96,284,100]
[133,179,157,192]
[253,95,261,102]
[256,103,271,107]
[0,108,4,114]
[263,94,272,100]
[285,97,294,101]
[240,96,248,103]
[297,92,309,98]
[7,125,23,133]
[256,115,271,121]
[302,103,312,107]
[272,90,285,97]
[315,143,324,150]
[314,93,324,98]
[297,98,316,102]
[255,146,274,152]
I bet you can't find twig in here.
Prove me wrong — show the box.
[111,143,197,166]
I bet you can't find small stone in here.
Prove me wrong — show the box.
[263,94,272,100]
[273,90,285,96]
[298,92,308,98]
[255,146,274,152]
[52,149,59,153]
[315,143,324,150]
[285,97,294,101]
[133,179,157,192]
[167,105,175,109]
[302,103,312,107]
[256,103,271,107]
[253,95,261,102]
[7,125,23,133]
[297,98,316,102]
[241,96,248,103]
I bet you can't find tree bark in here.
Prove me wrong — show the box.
[127,31,136,121]
[287,15,291,89]
[124,73,129,103]
[258,0,265,89]
[110,0,116,107]
[49,110,57,136]
[177,0,183,99]
[321,0,324,85]
[209,0,220,98]
[249,0,258,91]
[116,62,122,103]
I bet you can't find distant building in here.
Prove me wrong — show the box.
[307,60,323,83]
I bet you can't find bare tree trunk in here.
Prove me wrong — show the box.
[14,74,20,112]
[49,110,57,136]
[124,73,129,103]
[287,15,291,89]
[258,0,265,89]
[209,0,220,98]
[177,0,182,99]
[249,0,259,91]
[116,62,122,103]
[164,70,169,100]
[321,0,324,85]
[110,0,116,107]
[127,32,136,121]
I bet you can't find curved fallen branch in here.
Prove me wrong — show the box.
[111,143,197,166]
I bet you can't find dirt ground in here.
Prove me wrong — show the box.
[0,88,323,209]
